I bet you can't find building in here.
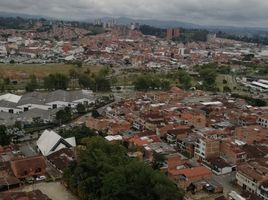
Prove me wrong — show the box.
[220,139,247,164]
[195,137,220,160]
[168,166,212,189]
[0,90,95,114]
[167,28,180,40]
[257,114,268,128]
[37,130,76,156]
[235,125,267,144]
[10,156,47,179]
[236,160,268,194]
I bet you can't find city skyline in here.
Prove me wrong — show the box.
[0,0,268,28]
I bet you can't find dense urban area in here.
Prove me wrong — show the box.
[1,16,268,200]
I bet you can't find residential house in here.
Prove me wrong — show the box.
[10,156,47,179]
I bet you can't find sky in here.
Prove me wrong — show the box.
[0,0,267,27]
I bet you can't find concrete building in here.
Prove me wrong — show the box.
[166,28,180,40]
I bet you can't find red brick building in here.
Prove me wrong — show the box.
[10,156,47,179]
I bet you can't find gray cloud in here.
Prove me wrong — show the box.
[0,0,268,27]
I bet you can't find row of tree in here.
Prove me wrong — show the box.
[134,74,171,91]
[63,137,184,200]
[25,68,112,92]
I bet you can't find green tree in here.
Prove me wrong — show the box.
[0,125,10,145]
[101,160,183,200]
[78,74,94,89]
[59,125,95,144]
[199,68,217,91]
[26,75,38,92]
[56,107,72,124]
[44,73,69,90]
[152,152,166,170]
[77,103,86,114]
[178,71,192,90]
[63,137,184,200]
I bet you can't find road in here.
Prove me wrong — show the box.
[212,172,240,196]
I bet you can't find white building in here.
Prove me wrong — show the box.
[37,130,76,156]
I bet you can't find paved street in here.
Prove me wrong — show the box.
[212,172,240,196]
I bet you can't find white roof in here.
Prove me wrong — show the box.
[0,93,21,103]
[66,137,76,146]
[252,81,268,89]
[105,135,123,141]
[201,101,222,106]
[36,130,76,156]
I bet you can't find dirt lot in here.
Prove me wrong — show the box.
[0,63,103,79]
[20,182,78,200]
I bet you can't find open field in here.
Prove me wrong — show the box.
[0,63,104,80]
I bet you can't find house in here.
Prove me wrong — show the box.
[37,130,76,156]
[166,126,192,144]
[204,157,233,175]
[180,110,206,128]
[236,160,268,194]
[220,139,247,164]
[257,114,268,128]
[168,166,212,190]
[0,176,20,192]
[10,156,47,179]
[195,137,220,160]
[46,148,75,173]
[235,125,267,144]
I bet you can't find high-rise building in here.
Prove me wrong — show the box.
[167,28,180,40]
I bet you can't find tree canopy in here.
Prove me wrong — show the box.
[64,137,184,200]
[43,73,70,90]
[0,125,10,146]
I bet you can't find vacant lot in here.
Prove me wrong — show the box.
[0,63,104,80]
[20,182,78,200]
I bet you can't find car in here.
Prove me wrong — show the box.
[36,176,46,181]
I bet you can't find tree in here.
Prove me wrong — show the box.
[223,86,232,93]
[26,75,38,92]
[59,125,95,144]
[92,109,101,118]
[44,73,69,90]
[56,107,72,124]
[64,137,184,200]
[101,161,184,200]
[178,71,192,90]
[199,68,217,91]
[95,76,111,92]
[134,74,171,91]
[77,103,86,114]
[0,125,10,145]
[78,74,94,89]
[152,152,165,170]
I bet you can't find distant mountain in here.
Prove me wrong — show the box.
[91,17,199,29]
[1,11,268,37]
[93,17,268,36]
[0,11,50,20]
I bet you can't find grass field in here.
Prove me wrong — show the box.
[0,63,104,80]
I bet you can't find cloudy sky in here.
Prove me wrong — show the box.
[0,0,267,27]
